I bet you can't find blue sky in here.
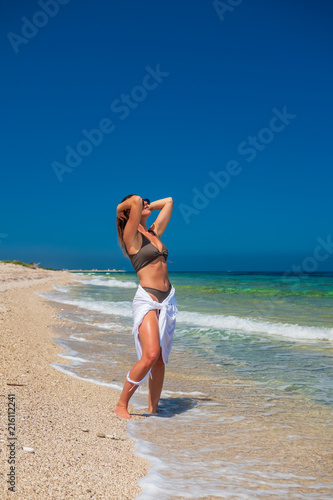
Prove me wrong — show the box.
[1,0,333,271]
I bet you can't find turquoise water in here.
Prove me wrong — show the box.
[40,271,333,498]
[56,270,333,405]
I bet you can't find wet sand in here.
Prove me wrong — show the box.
[0,263,148,499]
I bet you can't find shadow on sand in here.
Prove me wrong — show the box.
[140,396,212,418]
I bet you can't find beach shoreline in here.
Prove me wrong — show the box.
[0,263,148,499]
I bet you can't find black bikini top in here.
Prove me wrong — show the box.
[126,229,168,273]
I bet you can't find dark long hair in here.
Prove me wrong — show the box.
[116,194,136,256]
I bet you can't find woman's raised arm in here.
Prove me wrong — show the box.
[149,197,173,237]
[117,195,143,250]
[117,195,141,219]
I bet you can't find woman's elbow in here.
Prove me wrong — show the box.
[131,195,142,206]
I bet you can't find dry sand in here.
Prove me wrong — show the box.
[0,263,148,499]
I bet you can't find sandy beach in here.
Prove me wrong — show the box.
[0,262,148,499]
[1,263,333,498]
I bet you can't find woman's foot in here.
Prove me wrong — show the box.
[114,403,131,419]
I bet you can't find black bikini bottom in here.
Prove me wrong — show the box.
[142,282,172,303]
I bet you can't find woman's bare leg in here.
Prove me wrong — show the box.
[148,349,165,413]
[114,309,160,419]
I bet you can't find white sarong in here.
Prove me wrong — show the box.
[131,284,178,383]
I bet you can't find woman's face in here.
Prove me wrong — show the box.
[141,197,151,215]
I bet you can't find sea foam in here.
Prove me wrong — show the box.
[39,288,333,342]
[177,310,333,342]
[75,277,137,288]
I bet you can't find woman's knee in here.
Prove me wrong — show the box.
[142,348,160,366]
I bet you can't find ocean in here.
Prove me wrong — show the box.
[38,271,333,499]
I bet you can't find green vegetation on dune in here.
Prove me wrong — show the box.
[1,260,56,271]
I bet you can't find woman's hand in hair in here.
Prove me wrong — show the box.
[117,211,128,222]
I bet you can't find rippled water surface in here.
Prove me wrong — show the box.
[39,271,333,499]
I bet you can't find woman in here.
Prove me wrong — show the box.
[115,194,178,419]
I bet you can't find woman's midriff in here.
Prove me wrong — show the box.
[137,258,170,292]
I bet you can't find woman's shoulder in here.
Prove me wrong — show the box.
[124,228,143,255]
